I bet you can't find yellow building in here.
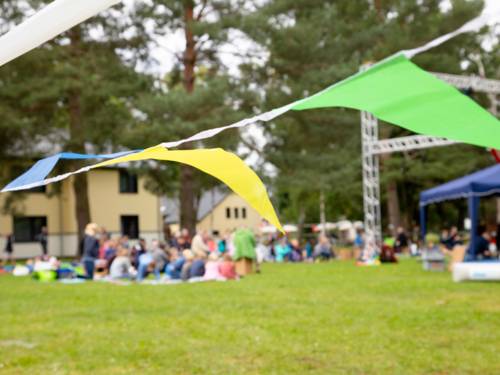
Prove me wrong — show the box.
[162,188,264,235]
[0,168,162,259]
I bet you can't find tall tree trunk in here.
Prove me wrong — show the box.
[374,0,384,20]
[297,200,306,243]
[68,26,91,255]
[319,190,326,236]
[372,2,402,236]
[379,137,402,236]
[180,162,197,235]
[179,2,197,235]
[386,180,401,235]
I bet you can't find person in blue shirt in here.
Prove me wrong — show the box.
[165,249,185,279]
[472,226,493,260]
[354,229,364,251]
[189,254,206,279]
[275,237,291,262]
[305,239,313,260]
[82,223,100,280]
[136,251,155,282]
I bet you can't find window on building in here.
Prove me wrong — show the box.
[234,207,239,219]
[119,170,138,193]
[13,216,47,242]
[226,207,231,219]
[121,215,139,239]
[242,207,247,219]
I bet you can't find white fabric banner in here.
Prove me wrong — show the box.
[0,0,121,67]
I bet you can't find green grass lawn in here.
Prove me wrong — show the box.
[0,260,499,374]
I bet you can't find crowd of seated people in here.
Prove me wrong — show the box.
[253,234,335,263]
[2,224,341,281]
[92,225,341,281]
[87,226,240,282]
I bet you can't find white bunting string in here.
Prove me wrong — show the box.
[0,0,121,67]
[161,103,295,148]
[401,7,499,58]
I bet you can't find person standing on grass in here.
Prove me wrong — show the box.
[37,226,48,256]
[4,233,14,264]
[82,223,100,280]
[354,229,364,254]
[233,227,257,274]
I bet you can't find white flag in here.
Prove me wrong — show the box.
[0,0,121,67]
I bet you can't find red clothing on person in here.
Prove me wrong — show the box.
[219,261,237,280]
[207,240,216,252]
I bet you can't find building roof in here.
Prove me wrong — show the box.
[161,187,229,224]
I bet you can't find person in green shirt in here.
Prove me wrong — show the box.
[233,227,258,275]
[233,228,256,260]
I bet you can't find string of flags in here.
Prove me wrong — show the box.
[0,0,498,232]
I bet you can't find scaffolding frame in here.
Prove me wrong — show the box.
[361,72,500,246]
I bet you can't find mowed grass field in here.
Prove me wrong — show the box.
[0,260,499,374]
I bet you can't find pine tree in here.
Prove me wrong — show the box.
[0,1,150,249]
[124,0,253,235]
[241,0,497,233]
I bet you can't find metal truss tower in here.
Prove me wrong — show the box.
[361,73,500,247]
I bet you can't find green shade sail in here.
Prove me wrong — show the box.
[292,54,500,149]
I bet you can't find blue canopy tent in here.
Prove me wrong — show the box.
[420,164,500,259]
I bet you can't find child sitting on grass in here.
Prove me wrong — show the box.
[165,249,184,279]
[189,252,206,279]
[109,246,132,279]
[203,252,224,281]
[423,233,441,254]
[218,253,238,280]
[181,250,194,281]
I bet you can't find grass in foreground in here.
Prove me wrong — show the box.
[0,260,499,374]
